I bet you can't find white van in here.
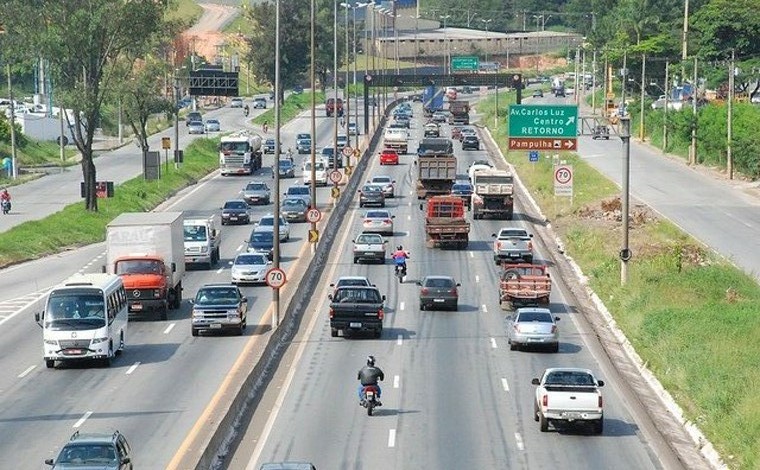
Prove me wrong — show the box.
[303,160,328,186]
[35,273,128,368]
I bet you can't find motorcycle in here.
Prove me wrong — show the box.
[243,106,250,117]
[361,385,380,416]
[394,262,406,283]
[1,199,10,215]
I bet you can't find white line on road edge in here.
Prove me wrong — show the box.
[125,362,141,375]
[469,251,474,258]
[399,301,405,311]
[393,375,400,388]
[501,378,510,392]
[237,243,245,252]
[396,334,403,345]
[216,267,224,274]
[0,290,50,327]
[17,365,36,378]
[514,432,525,451]
[481,304,488,313]
[388,429,396,447]
[163,323,176,335]
[475,275,480,283]
[73,411,93,428]
[490,337,498,349]
[407,215,411,220]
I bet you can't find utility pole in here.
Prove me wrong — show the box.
[343,2,350,149]
[7,63,17,179]
[620,51,627,117]
[310,0,317,254]
[333,0,339,177]
[727,50,734,179]
[639,54,646,141]
[591,49,597,115]
[689,56,697,165]
[663,60,669,152]
[620,116,632,285]
[272,0,282,328]
[574,46,580,104]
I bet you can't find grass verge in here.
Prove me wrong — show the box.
[252,91,325,127]
[479,94,760,469]
[0,138,219,268]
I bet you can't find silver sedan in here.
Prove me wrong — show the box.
[507,307,560,352]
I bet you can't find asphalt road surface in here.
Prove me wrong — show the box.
[230,101,668,470]
[0,102,363,468]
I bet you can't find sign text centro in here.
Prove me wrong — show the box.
[508,104,578,138]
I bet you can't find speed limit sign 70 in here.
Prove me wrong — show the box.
[306,208,322,223]
[553,164,573,197]
[266,268,287,289]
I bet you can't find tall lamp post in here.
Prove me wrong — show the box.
[310,0,317,254]
[0,24,18,180]
[340,2,351,149]
[481,19,492,64]
[273,0,282,327]
[440,15,451,74]
[332,0,339,175]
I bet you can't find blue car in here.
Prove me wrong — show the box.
[247,228,274,260]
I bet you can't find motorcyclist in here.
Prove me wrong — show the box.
[392,245,410,275]
[1,188,10,212]
[357,355,384,406]
[243,104,250,117]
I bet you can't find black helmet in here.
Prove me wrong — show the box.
[397,245,403,251]
[367,355,375,366]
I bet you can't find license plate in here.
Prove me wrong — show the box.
[349,322,362,328]
[210,324,223,329]
[66,349,83,355]
[563,412,582,419]
[230,217,238,220]
[131,303,143,311]
[433,299,445,303]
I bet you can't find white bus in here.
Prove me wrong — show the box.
[35,273,128,368]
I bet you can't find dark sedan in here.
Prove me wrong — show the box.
[462,135,480,151]
[220,199,252,225]
[358,184,385,208]
[278,159,296,178]
[281,197,309,222]
[418,275,460,311]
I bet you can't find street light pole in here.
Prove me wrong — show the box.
[639,54,646,141]
[352,4,359,142]
[440,15,451,74]
[341,2,350,149]
[273,0,282,328]
[310,0,317,254]
[481,19,492,64]
[333,0,339,175]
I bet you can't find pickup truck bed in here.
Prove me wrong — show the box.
[532,368,605,434]
[329,287,385,338]
[499,264,551,309]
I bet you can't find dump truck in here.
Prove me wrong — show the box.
[498,263,551,310]
[448,100,470,125]
[416,138,456,199]
[472,169,515,220]
[383,127,409,154]
[219,131,263,176]
[422,195,470,249]
[105,212,185,320]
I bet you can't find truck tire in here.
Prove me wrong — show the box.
[45,360,55,369]
[533,401,540,422]
[173,283,183,309]
[593,418,604,434]
[192,327,199,337]
[331,328,338,337]
[353,257,359,264]
[539,413,549,432]
[374,329,382,339]
[159,307,168,321]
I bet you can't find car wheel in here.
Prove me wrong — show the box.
[192,328,199,337]
[539,412,549,432]
[419,303,425,311]
[331,328,338,337]
[353,257,359,264]
[551,343,560,353]
[593,417,604,434]
[533,401,540,422]
[509,341,518,351]
[45,359,55,369]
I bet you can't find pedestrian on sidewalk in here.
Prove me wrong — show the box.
[263,120,269,134]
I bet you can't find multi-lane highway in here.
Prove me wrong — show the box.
[0,100,362,467]
[229,101,678,469]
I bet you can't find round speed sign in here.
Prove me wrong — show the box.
[329,170,342,184]
[265,268,287,289]
[306,208,322,223]
[554,165,573,185]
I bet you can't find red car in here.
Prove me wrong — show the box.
[379,148,399,165]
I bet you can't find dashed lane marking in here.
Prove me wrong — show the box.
[501,378,510,392]
[126,362,141,375]
[73,411,93,428]
[475,275,480,283]
[490,337,498,349]
[397,334,403,346]
[515,432,525,451]
[393,375,400,388]
[388,429,396,447]
[163,323,176,335]
[399,302,405,311]
[17,365,36,378]
[481,304,488,313]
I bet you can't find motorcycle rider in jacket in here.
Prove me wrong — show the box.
[357,355,385,406]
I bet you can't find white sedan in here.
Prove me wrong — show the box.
[231,252,271,285]
[369,175,395,198]
[362,209,395,236]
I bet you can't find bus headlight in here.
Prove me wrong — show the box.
[91,337,109,345]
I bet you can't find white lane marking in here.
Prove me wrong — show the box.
[475,275,480,283]
[399,301,405,311]
[216,266,224,274]
[73,411,93,428]
[469,251,474,258]
[407,215,411,220]
[237,243,245,252]
[501,378,510,392]
[397,334,403,345]
[490,337,498,349]
[163,323,176,335]
[388,429,396,447]
[17,365,36,378]
[228,260,233,266]
[0,290,51,327]
[515,432,525,451]
[125,362,141,375]
[394,375,400,388]
[482,304,488,313]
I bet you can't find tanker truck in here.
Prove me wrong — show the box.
[219,131,263,176]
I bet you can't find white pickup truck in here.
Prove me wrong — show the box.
[531,367,605,434]
[492,227,533,264]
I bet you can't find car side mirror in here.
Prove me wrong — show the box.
[45,459,54,466]
[188,299,194,304]
[419,203,423,210]
[555,316,560,321]
[529,234,534,238]
[597,380,605,387]
[351,239,355,243]
[382,295,386,301]
[101,265,106,273]
[456,283,461,287]
[171,262,176,273]
[531,378,540,385]
[35,312,41,323]
[491,233,497,238]
[122,457,131,464]
[329,283,335,287]
[391,215,396,219]
[415,281,422,286]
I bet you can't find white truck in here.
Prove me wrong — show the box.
[184,216,222,269]
[105,212,185,320]
[472,169,515,220]
[219,131,263,176]
[383,128,409,154]
[531,367,605,434]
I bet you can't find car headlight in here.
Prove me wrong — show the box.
[227,311,240,320]
[192,310,202,318]
[91,337,109,345]
[44,339,58,346]
[200,246,208,253]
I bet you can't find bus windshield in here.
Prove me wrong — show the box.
[45,288,106,330]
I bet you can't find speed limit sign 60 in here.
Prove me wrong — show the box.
[266,268,287,289]
[306,208,322,223]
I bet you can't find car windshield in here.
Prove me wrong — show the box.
[356,234,383,244]
[221,142,249,153]
[195,287,240,306]
[516,310,553,322]
[245,183,268,191]
[266,139,275,145]
[224,201,247,210]
[362,185,381,193]
[115,259,162,275]
[499,229,528,238]
[288,187,310,195]
[46,290,106,327]
[297,133,311,140]
[57,444,117,465]
[259,217,284,227]
[545,371,595,386]
[366,210,389,218]
[337,278,369,287]
[321,147,334,156]
[235,254,267,266]
[424,277,454,288]
[452,184,472,192]
[372,177,391,184]
[304,162,325,171]
[250,232,274,243]
[184,224,208,242]
[279,160,293,169]
[283,199,306,209]
[207,119,219,124]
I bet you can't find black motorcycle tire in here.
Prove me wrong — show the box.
[367,403,374,416]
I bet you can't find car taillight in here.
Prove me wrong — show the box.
[378,308,384,320]
[598,395,603,408]
[329,308,334,319]
[384,219,392,224]
[421,288,429,295]
[542,394,548,407]
[496,241,502,249]
[450,287,458,295]
[528,241,533,251]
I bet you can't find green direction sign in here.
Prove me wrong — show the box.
[451,56,479,72]
[508,104,578,138]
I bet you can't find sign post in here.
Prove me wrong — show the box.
[553,164,573,197]
[508,104,578,150]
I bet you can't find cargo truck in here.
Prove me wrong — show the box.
[472,169,515,220]
[184,217,221,269]
[423,86,444,117]
[219,131,263,176]
[416,138,456,199]
[383,127,409,154]
[448,100,470,125]
[105,212,185,320]
[422,196,470,249]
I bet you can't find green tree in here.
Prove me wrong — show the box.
[2,0,168,211]
[691,0,760,61]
